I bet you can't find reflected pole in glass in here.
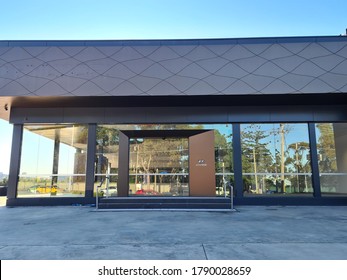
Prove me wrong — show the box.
[280,123,285,193]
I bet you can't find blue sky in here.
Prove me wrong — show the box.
[0,0,346,173]
[0,0,346,40]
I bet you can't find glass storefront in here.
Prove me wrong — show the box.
[241,123,313,196]
[15,121,347,200]
[17,124,88,198]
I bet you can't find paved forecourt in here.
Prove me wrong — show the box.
[0,204,347,260]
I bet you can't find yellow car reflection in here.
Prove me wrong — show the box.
[28,185,58,194]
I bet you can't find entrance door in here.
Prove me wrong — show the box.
[129,137,188,196]
[117,130,216,197]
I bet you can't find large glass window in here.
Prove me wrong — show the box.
[315,123,347,196]
[17,124,88,198]
[202,124,233,197]
[241,123,313,196]
[95,125,119,197]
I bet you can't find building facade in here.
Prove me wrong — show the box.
[1,36,347,207]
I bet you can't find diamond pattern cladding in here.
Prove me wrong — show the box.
[0,40,347,96]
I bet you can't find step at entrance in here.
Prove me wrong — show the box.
[98,197,232,210]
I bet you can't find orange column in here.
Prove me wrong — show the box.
[189,130,216,196]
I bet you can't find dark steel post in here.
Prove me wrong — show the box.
[7,124,23,200]
[85,124,97,198]
[308,123,321,197]
[51,129,60,188]
[118,131,130,197]
[232,123,244,198]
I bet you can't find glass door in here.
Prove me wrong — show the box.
[129,137,189,196]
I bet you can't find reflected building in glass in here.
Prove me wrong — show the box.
[1,36,347,208]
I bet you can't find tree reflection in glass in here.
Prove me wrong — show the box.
[241,123,312,196]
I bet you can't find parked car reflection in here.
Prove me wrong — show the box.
[0,185,7,196]
[28,185,59,194]
[135,189,160,196]
[99,186,117,197]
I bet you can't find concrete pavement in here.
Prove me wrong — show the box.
[0,203,347,260]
